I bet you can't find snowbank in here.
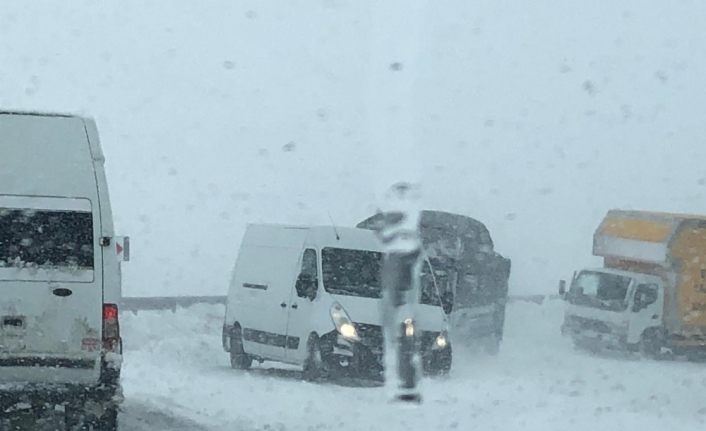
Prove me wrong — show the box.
[120,300,706,430]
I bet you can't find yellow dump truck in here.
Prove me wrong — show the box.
[560,210,706,358]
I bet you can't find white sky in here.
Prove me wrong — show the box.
[2,1,706,295]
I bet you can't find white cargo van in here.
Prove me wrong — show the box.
[0,112,127,429]
[223,224,451,380]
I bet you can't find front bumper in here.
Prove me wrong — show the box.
[562,316,627,349]
[319,324,450,378]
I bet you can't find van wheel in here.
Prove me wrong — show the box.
[230,326,252,370]
[303,334,326,381]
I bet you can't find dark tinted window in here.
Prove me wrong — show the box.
[0,209,94,269]
[300,249,318,279]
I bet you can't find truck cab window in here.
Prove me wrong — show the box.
[633,284,658,311]
[295,249,318,299]
[569,271,632,312]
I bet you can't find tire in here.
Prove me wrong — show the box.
[639,328,666,359]
[303,334,326,381]
[426,345,452,376]
[229,326,252,370]
[65,404,116,431]
[64,403,87,431]
[95,406,118,431]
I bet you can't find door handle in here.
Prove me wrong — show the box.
[52,288,73,297]
[280,302,287,308]
[291,304,298,309]
[652,314,659,320]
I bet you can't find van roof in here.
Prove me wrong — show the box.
[243,224,382,252]
[0,113,99,200]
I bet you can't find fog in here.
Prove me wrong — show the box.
[2,1,706,296]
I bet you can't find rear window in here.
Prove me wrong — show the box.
[0,208,94,271]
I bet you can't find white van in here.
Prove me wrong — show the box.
[222,224,451,380]
[0,112,128,429]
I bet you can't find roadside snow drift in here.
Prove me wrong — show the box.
[120,300,706,430]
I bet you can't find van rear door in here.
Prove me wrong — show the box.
[0,196,102,385]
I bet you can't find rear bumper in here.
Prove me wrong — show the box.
[0,382,121,410]
[0,357,122,411]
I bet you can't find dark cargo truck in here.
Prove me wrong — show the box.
[358,210,511,354]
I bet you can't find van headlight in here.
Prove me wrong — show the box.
[330,302,360,342]
[433,332,449,350]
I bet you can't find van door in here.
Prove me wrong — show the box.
[0,196,103,385]
[285,248,319,363]
[243,246,303,362]
[628,282,663,344]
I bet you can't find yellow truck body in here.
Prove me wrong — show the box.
[594,210,706,340]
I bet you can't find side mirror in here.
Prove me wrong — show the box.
[441,291,454,315]
[632,293,646,313]
[296,274,318,301]
[558,280,567,296]
[632,286,658,312]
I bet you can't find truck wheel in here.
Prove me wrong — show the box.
[640,328,666,359]
[230,326,252,370]
[303,334,326,381]
[426,345,452,376]
[95,406,118,431]
[64,404,86,431]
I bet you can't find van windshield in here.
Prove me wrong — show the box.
[0,208,94,271]
[322,247,382,298]
[568,271,632,312]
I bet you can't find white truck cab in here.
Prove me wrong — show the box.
[561,210,706,359]
[561,268,664,350]
[223,224,451,379]
[0,112,128,429]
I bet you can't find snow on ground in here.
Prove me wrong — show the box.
[120,300,706,430]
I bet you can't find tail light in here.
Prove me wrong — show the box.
[103,303,121,353]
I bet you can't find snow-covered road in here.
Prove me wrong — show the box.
[119,301,706,431]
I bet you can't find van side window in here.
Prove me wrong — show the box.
[301,249,317,278]
[296,249,318,299]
